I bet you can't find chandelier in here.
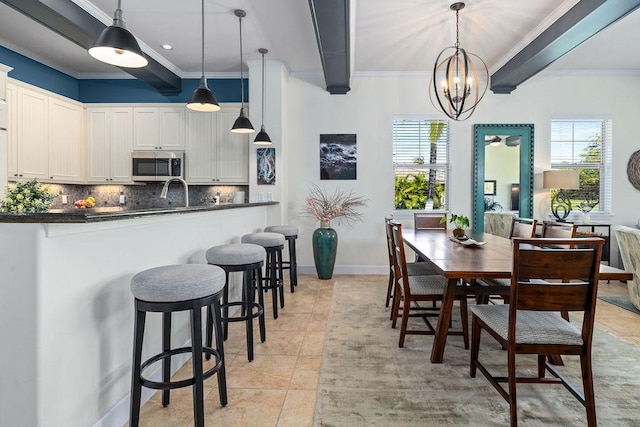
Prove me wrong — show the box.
[429,2,488,121]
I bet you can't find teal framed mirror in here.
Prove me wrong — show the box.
[473,124,534,232]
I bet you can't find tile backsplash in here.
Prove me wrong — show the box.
[46,183,248,209]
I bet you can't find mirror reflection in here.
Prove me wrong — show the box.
[473,124,534,233]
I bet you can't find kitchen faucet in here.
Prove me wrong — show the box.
[160,178,189,207]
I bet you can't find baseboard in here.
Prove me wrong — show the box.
[298,265,387,275]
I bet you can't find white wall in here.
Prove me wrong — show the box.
[282,72,640,269]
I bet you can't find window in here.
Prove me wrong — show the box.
[550,118,612,213]
[393,118,449,210]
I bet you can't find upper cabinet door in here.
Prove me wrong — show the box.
[217,107,249,183]
[133,107,160,150]
[48,98,84,182]
[185,110,216,183]
[17,86,48,180]
[110,108,134,182]
[158,107,185,151]
[133,106,185,151]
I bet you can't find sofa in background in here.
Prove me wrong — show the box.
[615,225,640,310]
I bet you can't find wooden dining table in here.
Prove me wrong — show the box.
[403,229,634,363]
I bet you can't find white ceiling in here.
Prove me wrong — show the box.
[0,0,638,81]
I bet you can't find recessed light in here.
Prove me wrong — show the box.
[161,44,173,50]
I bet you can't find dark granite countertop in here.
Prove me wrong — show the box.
[0,202,279,224]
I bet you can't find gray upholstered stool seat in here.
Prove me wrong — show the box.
[131,264,225,302]
[241,231,285,248]
[264,225,298,238]
[265,225,299,292]
[129,264,227,427]
[206,243,267,362]
[206,243,265,266]
[242,232,286,319]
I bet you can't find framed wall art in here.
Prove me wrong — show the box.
[257,147,276,185]
[484,180,496,196]
[320,134,357,180]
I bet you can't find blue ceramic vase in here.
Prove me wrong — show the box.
[313,222,338,280]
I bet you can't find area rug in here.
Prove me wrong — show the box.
[599,295,640,315]
[315,276,640,426]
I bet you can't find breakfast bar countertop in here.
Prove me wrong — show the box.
[0,201,279,223]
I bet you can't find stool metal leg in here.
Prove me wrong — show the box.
[256,268,266,342]
[289,238,298,291]
[162,312,171,406]
[221,271,230,340]
[129,305,146,427]
[277,249,285,308]
[243,270,254,361]
[212,297,228,406]
[268,250,279,319]
[190,305,205,427]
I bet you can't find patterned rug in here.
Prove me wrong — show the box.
[315,276,640,426]
[599,295,640,315]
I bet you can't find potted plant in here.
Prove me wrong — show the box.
[440,213,470,238]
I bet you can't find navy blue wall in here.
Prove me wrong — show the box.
[0,46,80,100]
[1,45,244,103]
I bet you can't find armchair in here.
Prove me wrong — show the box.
[614,225,640,310]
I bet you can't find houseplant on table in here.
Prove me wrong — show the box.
[302,184,367,279]
[441,213,470,238]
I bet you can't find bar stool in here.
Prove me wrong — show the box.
[241,232,286,319]
[264,225,299,293]
[129,264,227,427]
[206,243,266,362]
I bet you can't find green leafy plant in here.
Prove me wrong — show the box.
[484,197,502,211]
[394,173,444,210]
[0,179,55,214]
[441,213,470,230]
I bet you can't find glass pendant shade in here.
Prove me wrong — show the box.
[231,108,255,133]
[89,1,147,68]
[254,125,272,144]
[186,0,220,112]
[187,77,220,112]
[231,9,255,134]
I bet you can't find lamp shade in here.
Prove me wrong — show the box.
[253,125,272,145]
[231,108,255,133]
[187,80,220,112]
[89,2,147,69]
[543,169,580,189]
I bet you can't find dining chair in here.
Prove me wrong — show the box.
[414,212,447,230]
[384,217,438,311]
[470,237,604,427]
[390,220,469,348]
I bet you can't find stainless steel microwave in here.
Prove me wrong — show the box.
[131,151,184,182]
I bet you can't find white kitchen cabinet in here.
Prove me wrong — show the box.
[9,85,49,181]
[185,105,249,184]
[0,63,10,101]
[48,97,84,182]
[133,106,185,151]
[86,107,133,183]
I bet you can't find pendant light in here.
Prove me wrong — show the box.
[429,2,488,121]
[253,48,272,145]
[89,0,148,68]
[231,9,255,134]
[187,0,220,112]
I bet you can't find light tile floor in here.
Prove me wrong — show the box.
[132,275,640,426]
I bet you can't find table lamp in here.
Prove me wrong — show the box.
[543,169,580,221]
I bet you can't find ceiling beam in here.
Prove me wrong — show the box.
[491,0,640,94]
[308,0,351,94]
[0,0,181,95]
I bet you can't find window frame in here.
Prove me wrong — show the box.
[392,116,450,214]
[549,117,612,220]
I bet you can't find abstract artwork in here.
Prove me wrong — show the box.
[320,134,357,180]
[257,147,275,185]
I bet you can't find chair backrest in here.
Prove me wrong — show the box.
[391,221,410,293]
[385,216,396,273]
[509,217,537,239]
[510,237,603,340]
[484,211,515,238]
[614,225,640,310]
[541,221,578,248]
[414,213,446,230]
